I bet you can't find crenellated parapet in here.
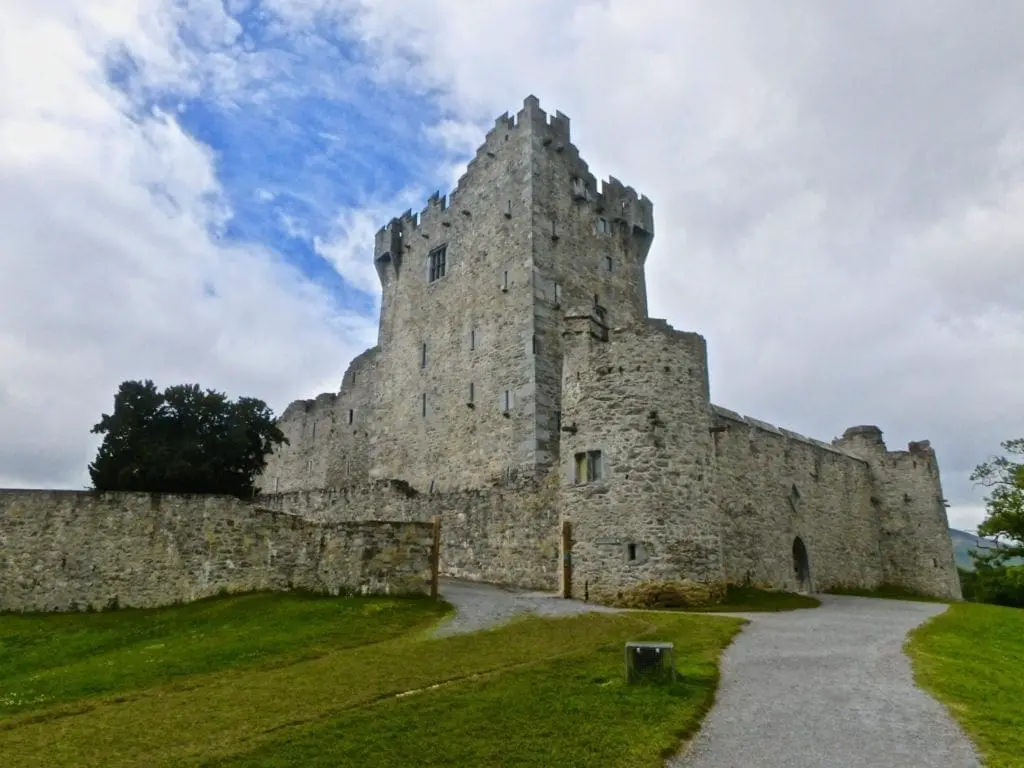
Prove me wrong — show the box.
[372,95,654,287]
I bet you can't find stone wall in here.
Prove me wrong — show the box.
[368,100,541,492]
[259,477,561,591]
[0,490,435,613]
[710,407,885,593]
[558,317,722,603]
[257,347,378,494]
[834,426,962,599]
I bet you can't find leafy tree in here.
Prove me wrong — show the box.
[88,379,287,498]
[970,438,1024,564]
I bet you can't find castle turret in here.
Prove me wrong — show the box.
[558,312,722,602]
[833,426,962,599]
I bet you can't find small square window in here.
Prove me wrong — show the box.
[428,245,447,282]
[596,217,611,235]
[574,450,603,484]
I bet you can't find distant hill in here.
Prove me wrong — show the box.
[949,528,1024,570]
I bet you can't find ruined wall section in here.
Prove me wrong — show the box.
[0,490,434,613]
[260,478,560,590]
[558,316,721,602]
[833,426,962,599]
[527,96,655,476]
[370,100,541,491]
[256,347,378,494]
[710,407,885,593]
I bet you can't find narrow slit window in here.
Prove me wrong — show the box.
[605,254,613,272]
[421,393,427,417]
[532,334,540,354]
[554,282,563,305]
[470,329,476,350]
[468,382,475,404]
[347,409,354,424]
[421,342,427,368]
[502,270,509,292]
[503,389,512,413]
[627,543,637,561]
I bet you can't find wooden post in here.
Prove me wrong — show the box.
[430,515,441,600]
[561,520,572,599]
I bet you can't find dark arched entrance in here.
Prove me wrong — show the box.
[792,537,811,593]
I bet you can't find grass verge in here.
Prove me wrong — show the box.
[907,602,1024,768]
[0,595,741,767]
[825,584,951,603]
[694,585,820,612]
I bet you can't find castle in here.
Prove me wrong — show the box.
[255,96,962,603]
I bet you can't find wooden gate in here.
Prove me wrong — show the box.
[561,520,572,599]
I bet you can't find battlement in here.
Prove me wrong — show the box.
[279,392,338,421]
[710,404,866,461]
[373,95,653,272]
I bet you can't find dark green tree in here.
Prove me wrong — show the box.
[88,379,287,498]
[971,438,1024,563]
[964,439,1024,608]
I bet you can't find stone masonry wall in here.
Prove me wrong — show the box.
[257,347,378,494]
[559,316,721,603]
[710,407,886,593]
[0,490,435,613]
[368,100,540,492]
[527,96,654,477]
[834,426,962,599]
[260,477,561,591]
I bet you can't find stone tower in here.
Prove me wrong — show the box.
[369,95,654,491]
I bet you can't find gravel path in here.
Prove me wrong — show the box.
[670,594,980,768]
[434,577,616,637]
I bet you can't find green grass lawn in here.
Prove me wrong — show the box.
[696,585,820,612]
[825,584,951,603]
[0,593,743,767]
[907,602,1024,768]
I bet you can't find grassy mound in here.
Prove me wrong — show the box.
[825,584,951,603]
[907,602,1024,768]
[0,592,742,767]
[608,580,819,612]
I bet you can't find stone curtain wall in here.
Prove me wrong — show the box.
[257,347,378,494]
[0,490,435,613]
[260,477,561,591]
[710,408,886,593]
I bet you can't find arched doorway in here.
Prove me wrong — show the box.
[792,537,811,594]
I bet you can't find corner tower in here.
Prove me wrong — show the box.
[368,96,654,491]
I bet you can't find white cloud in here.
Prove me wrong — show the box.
[306,0,1024,529]
[0,0,373,488]
[5,0,1023,538]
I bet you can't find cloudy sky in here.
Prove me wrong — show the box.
[2,1,1022,532]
